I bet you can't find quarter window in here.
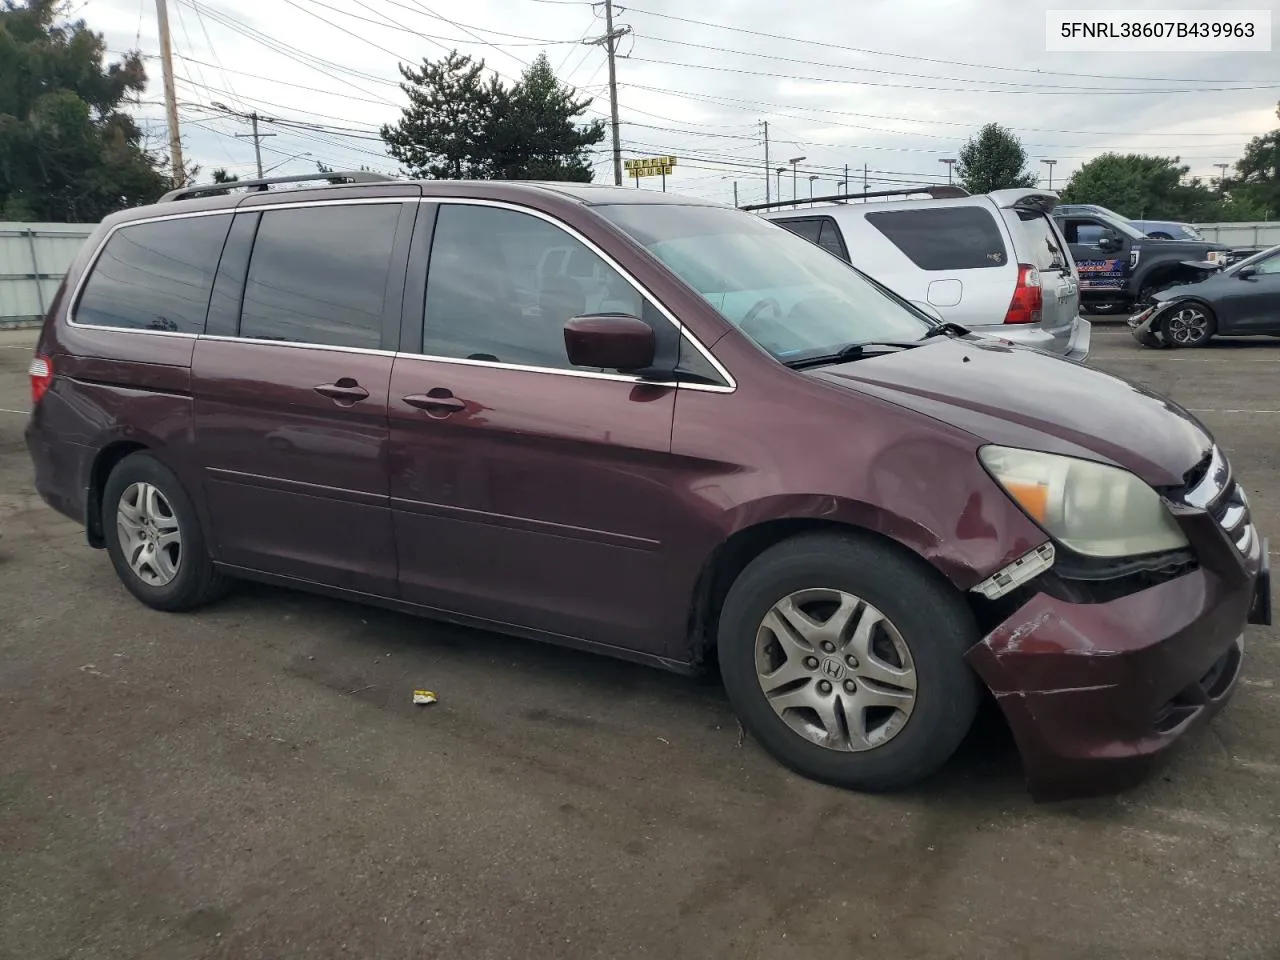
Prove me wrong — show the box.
[75,214,232,333]
[866,206,1007,270]
[238,204,403,349]
[422,204,656,371]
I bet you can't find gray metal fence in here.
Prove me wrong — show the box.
[1194,221,1280,250]
[0,222,94,328]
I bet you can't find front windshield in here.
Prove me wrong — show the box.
[595,202,931,361]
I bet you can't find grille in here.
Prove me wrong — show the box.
[1184,446,1255,555]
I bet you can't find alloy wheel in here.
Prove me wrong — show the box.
[754,588,917,752]
[116,481,183,586]
[1165,306,1211,346]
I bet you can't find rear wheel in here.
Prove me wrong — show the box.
[102,452,229,611]
[717,532,980,792]
[1161,303,1215,347]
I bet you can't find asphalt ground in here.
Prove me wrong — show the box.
[1,321,1278,960]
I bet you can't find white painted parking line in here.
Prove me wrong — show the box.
[1102,356,1279,363]
[0,407,30,416]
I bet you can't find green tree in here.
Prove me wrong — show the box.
[0,0,169,221]
[381,50,496,179]
[1229,109,1280,219]
[489,54,604,181]
[955,123,1037,195]
[381,50,603,181]
[1058,153,1205,219]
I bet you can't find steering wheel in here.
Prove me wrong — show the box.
[741,297,785,339]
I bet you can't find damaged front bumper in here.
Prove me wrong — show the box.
[965,536,1269,802]
[1127,302,1168,347]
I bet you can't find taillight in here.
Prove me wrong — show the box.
[29,354,53,405]
[1004,264,1043,325]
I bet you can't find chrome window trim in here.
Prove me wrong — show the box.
[60,195,738,394]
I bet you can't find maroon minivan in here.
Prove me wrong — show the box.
[25,173,1271,800]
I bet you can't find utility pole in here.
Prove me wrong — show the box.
[863,163,869,200]
[940,158,956,185]
[155,0,184,187]
[586,1,630,186]
[843,163,849,201]
[213,102,276,179]
[761,120,771,204]
[1215,163,1230,193]
[733,181,738,208]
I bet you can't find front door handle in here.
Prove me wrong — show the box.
[314,379,370,404]
[402,389,466,414]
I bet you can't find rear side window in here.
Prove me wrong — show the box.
[239,203,403,349]
[773,217,849,261]
[75,214,232,333]
[865,206,1007,270]
[1010,210,1069,272]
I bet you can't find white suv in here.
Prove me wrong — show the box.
[760,189,1091,361]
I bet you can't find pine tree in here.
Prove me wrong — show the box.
[380,51,496,179]
[490,54,605,182]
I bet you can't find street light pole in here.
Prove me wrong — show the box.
[809,175,817,205]
[939,158,956,185]
[789,156,805,208]
[775,167,785,204]
[1040,158,1057,190]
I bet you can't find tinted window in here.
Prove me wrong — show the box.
[75,215,231,333]
[1061,218,1108,246]
[239,204,402,349]
[423,204,651,370]
[866,206,1007,270]
[776,218,822,244]
[1011,210,1068,272]
[817,220,849,260]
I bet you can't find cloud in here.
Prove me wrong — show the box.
[88,0,1278,205]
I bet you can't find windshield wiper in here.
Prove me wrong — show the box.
[920,321,971,340]
[783,340,922,370]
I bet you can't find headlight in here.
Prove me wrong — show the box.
[979,446,1189,558]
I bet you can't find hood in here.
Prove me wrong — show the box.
[1153,271,1233,304]
[808,337,1211,487]
[1138,237,1230,255]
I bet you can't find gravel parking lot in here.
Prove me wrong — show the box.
[1,323,1278,960]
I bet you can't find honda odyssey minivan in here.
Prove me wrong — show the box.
[25,173,1271,800]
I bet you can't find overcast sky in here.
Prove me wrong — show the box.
[85,0,1279,207]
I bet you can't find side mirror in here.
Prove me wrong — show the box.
[564,314,656,372]
[1096,231,1121,253]
[909,300,945,323]
[1236,266,1257,281]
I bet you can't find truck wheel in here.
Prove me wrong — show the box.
[717,532,980,792]
[1161,303,1215,348]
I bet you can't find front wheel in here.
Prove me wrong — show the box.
[717,533,980,792]
[1161,303,1215,348]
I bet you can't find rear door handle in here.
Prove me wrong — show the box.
[314,379,370,404]
[402,390,466,414]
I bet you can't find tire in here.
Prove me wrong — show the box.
[717,532,980,793]
[102,452,229,611]
[1160,302,1216,348]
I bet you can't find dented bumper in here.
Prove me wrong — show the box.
[965,558,1263,801]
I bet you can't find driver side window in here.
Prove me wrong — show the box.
[1253,253,1280,276]
[422,204,676,372]
[1063,218,1106,246]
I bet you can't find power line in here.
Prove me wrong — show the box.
[619,4,1268,85]
[623,56,1280,95]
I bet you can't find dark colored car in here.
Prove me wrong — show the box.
[1129,243,1280,347]
[24,173,1271,801]
[1052,207,1236,314]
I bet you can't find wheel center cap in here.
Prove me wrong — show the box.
[820,658,846,681]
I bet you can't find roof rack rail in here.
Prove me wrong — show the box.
[740,184,969,212]
[158,171,398,203]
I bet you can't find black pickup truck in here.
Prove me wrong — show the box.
[1051,207,1243,314]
